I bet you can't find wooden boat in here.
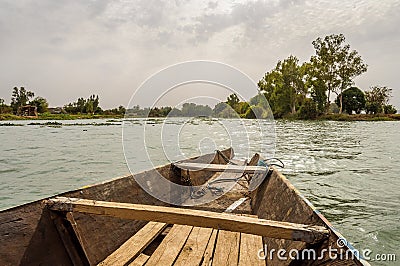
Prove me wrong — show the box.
[0,148,369,266]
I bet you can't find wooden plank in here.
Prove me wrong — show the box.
[98,221,167,266]
[174,227,214,266]
[47,197,329,244]
[201,230,218,266]
[128,253,150,266]
[50,213,86,266]
[213,230,240,265]
[174,162,267,173]
[239,233,265,266]
[65,212,92,264]
[145,224,192,266]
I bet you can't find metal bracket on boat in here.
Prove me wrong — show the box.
[46,197,81,212]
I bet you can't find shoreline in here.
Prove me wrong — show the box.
[1,113,400,122]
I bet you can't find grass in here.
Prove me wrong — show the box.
[317,113,400,121]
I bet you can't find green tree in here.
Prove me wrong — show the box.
[64,95,101,114]
[0,98,12,114]
[384,105,397,114]
[303,62,327,114]
[235,102,249,115]
[258,55,306,117]
[365,86,392,114]
[298,98,318,119]
[0,98,4,114]
[11,87,35,114]
[311,34,367,113]
[76,97,86,113]
[118,105,126,115]
[226,94,240,109]
[30,97,49,113]
[335,87,365,114]
[85,100,94,114]
[168,108,182,117]
[213,102,228,117]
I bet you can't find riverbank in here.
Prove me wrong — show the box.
[317,113,400,121]
[0,113,124,121]
[1,112,399,121]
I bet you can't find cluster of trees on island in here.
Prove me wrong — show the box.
[256,33,396,118]
[0,33,396,119]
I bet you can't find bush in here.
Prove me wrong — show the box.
[384,105,397,114]
[298,98,318,119]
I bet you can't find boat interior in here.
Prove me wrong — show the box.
[0,148,366,266]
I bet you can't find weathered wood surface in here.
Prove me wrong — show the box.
[51,212,87,266]
[0,148,233,265]
[0,206,73,266]
[47,197,329,243]
[239,233,265,266]
[213,230,240,265]
[98,221,167,266]
[174,227,214,266]
[65,212,92,264]
[145,224,192,266]
[128,253,150,266]
[251,168,363,266]
[201,229,218,266]
[174,162,266,173]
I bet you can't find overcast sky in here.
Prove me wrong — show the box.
[0,0,399,109]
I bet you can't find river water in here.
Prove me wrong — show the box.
[0,119,398,264]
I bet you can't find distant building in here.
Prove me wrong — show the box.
[48,107,66,114]
[17,105,37,117]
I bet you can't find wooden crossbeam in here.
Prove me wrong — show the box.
[47,197,329,244]
[174,162,267,173]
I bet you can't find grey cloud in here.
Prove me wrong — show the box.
[187,0,306,44]
[0,0,399,109]
[207,1,218,10]
[102,0,169,28]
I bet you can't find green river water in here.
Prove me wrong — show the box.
[0,119,398,264]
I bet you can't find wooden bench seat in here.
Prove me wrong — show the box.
[173,162,267,173]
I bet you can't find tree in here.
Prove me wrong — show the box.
[384,105,397,114]
[335,87,365,114]
[226,94,239,109]
[64,95,102,114]
[235,102,249,115]
[181,103,213,117]
[213,102,228,116]
[365,86,392,114]
[311,34,367,113]
[0,98,12,114]
[11,87,35,114]
[85,100,94,114]
[258,55,306,117]
[169,108,182,117]
[298,98,318,119]
[30,97,49,113]
[0,98,4,114]
[118,105,126,115]
[303,62,327,114]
